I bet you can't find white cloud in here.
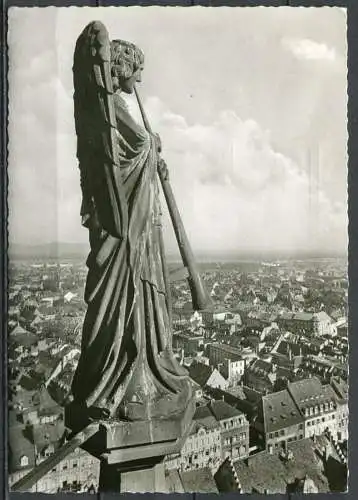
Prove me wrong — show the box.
[282,37,337,62]
[138,96,347,254]
[7,7,347,255]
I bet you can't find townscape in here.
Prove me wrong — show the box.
[8,252,348,493]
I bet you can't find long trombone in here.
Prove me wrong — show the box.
[134,86,211,311]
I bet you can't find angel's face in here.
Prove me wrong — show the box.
[121,67,143,94]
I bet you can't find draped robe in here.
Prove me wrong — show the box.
[71,94,189,420]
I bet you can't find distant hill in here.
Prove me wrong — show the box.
[9,242,89,261]
[8,242,347,263]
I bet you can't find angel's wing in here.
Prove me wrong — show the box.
[73,21,128,238]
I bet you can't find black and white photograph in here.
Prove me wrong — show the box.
[7,6,348,494]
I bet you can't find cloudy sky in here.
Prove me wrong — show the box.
[8,7,347,255]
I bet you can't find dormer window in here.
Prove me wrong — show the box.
[20,455,29,467]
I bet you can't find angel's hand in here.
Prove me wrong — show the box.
[158,158,169,180]
[153,133,162,153]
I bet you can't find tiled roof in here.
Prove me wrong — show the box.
[288,377,338,412]
[192,406,218,431]
[293,312,314,322]
[276,340,302,357]
[188,362,213,386]
[226,385,247,400]
[194,404,213,420]
[10,324,31,337]
[231,438,329,493]
[166,469,185,493]
[234,451,287,493]
[314,311,333,322]
[180,468,219,493]
[9,424,36,472]
[209,343,243,359]
[11,388,37,410]
[32,421,65,454]
[18,374,42,392]
[10,331,38,348]
[331,377,348,401]
[279,312,294,321]
[249,359,273,374]
[208,400,243,421]
[35,386,62,414]
[262,389,303,433]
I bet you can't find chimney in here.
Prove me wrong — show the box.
[283,440,288,453]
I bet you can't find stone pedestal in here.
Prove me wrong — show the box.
[65,393,195,492]
[99,457,167,493]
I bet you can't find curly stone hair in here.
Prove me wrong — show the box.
[110,39,144,81]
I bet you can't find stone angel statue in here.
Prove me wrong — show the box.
[67,21,192,428]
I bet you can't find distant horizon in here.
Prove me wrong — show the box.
[8,241,348,262]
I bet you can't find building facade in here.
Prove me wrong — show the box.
[256,389,305,452]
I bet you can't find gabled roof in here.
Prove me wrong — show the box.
[262,389,303,433]
[276,340,302,357]
[188,362,214,387]
[192,405,218,431]
[10,324,31,336]
[314,311,333,322]
[208,400,243,421]
[288,377,338,413]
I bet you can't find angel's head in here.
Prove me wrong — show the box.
[110,39,144,94]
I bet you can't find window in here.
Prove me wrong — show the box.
[280,430,285,436]
[20,456,29,467]
[299,424,303,430]
[275,432,279,438]
[73,462,78,468]
[63,465,68,470]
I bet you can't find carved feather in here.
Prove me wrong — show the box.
[73,21,128,238]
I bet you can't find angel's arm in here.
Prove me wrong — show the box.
[113,94,149,147]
